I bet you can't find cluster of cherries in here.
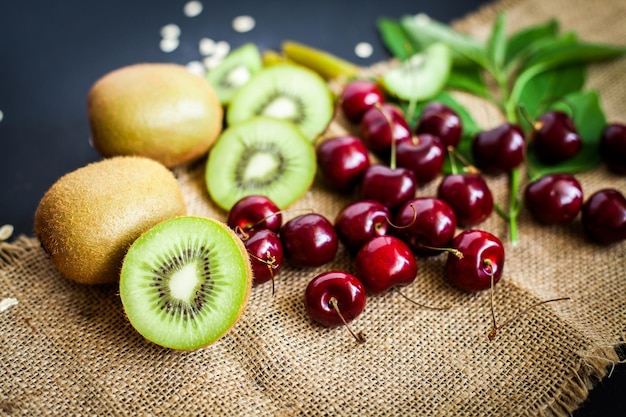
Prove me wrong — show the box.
[227,78,626,343]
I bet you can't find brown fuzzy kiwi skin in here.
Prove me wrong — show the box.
[87,63,223,168]
[34,156,187,285]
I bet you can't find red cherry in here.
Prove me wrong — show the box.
[304,271,367,328]
[415,102,463,148]
[227,195,282,236]
[243,229,284,286]
[340,80,385,124]
[581,188,626,244]
[334,200,391,253]
[359,103,411,156]
[360,165,417,210]
[354,235,417,295]
[316,136,370,192]
[599,123,626,175]
[393,197,457,257]
[532,111,582,164]
[446,230,505,292]
[437,174,494,227]
[396,133,446,185]
[524,174,583,224]
[471,123,526,175]
[280,213,338,267]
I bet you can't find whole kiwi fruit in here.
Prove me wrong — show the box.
[87,63,223,167]
[34,156,187,285]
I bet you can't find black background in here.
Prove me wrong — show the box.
[1,1,623,415]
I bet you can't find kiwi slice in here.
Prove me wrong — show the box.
[226,63,334,140]
[119,216,252,350]
[205,116,316,211]
[380,42,452,102]
[205,43,263,105]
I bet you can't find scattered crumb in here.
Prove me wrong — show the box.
[186,60,206,76]
[160,38,180,53]
[0,224,13,241]
[213,40,231,58]
[199,37,216,56]
[203,55,223,70]
[183,1,203,18]
[355,42,373,58]
[160,23,181,40]
[0,110,3,123]
[232,15,256,33]
[0,298,18,313]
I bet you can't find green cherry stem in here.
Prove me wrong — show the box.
[508,168,521,247]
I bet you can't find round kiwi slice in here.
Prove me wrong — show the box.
[119,216,252,351]
[205,116,316,211]
[205,43,263,105]
[380,42,452,102]
[226,63,334,140]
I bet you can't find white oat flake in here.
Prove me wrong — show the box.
[183,1,203,18]
[232,15,256,33]
[160,23,181,40]
[160,38,180,53]
[199,37,216,56]
[0,298,18,313]
[355,42,373,59]
[0,110,4,123]
[0,224,13,241]
[186,60,206,77]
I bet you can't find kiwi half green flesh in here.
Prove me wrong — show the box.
[380,42,452,102]
[119,216,252,350]
[226,63,334,140]
[205,43,262,105]
[205,116,316,211]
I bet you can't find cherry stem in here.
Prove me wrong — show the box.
[385,204,417,230]
[417,244,464,259]
[394,288,452,311]
[328,297,366,344]
[247,251,278,296]
[249,208,315,232]
[447,146,459,176]
[374,103,397,170]
[447,146,480,174]
[508,168,521,247]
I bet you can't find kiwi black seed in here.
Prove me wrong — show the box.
[226,63,334,140]
[205,116,316,211]
[205,43,262,105]
[119,216,252,350]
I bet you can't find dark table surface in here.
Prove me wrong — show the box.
[1,1,624,415]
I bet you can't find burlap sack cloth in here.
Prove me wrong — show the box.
[1,0,625,415]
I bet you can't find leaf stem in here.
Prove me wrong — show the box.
[508,168,521,246]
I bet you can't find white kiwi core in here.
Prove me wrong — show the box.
[262,97,298,119]
[243,152,280,182]
[169,262,200,300]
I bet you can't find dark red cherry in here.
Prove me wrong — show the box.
[532,111,582,164]
[396,133,446,185]
[524,174,583,224]
[599,123,626,175]
[360,165,417,210]
[472,123,526,175]
[280,213,338,268]
[304,270,367,328]
[355,235,417,295]
[340,79,385,124]
[581,188,626,244]
[334,200,391,253]
[227,195,282,236]
[394,197,457,256]
[359,103,411,156]
[243,229,284,285]
[415,102,463,148]
[316,136,370,192]
[446,229,505,292]
[437,174,494,227]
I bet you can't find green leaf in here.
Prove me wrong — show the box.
[525,37,626,69]
[505,18,559,67]
[445,66,490,98]
[526,90,606,179]
[486,12,507,74]
[377,17,417,60]
[400,14,488,68]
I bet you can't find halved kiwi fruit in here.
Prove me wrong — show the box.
[119,216,252,350]
[226,63,334,140]
[205,43,263,105]
[205,116,316,211]
[379,42,452,102]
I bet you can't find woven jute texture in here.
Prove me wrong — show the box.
[1,0,625,415]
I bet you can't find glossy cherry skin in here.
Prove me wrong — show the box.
[359,103,411,156]
[523,174,583,224]
[415,102,463,148]
[340,79,385,124]
[472,123,525,175]
[334,200,391,253]
[396,133,446,185]
[243,229,284,285]
[360,165,417,210]
[446,229,505,292]
[599,123,626,175]
[304,271,367,327]
[280,213,338,267]
[393,197,457,256]
[437,174,494,227]
[581,188,626,244]
[355,235,418,295]
[532,111,582,164]
[227,195,282,236]
[316,136,370,192]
